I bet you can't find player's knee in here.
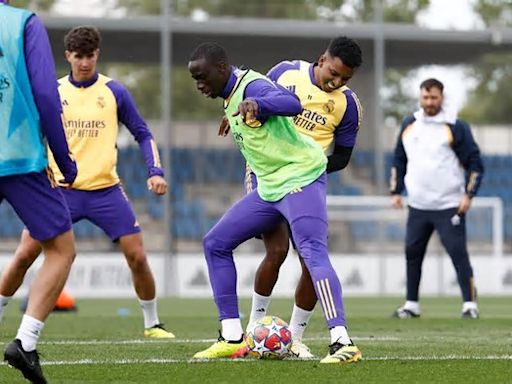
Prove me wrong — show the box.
[14,247,39,270]
[295,239,326,259]
[203,231,221,256]
[264,244,288,266]
[124,248,148,271]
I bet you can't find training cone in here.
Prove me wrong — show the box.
[54,290,77,312]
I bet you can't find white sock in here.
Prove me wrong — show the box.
[329,325,351,345]
[0,295,12,323]
[138,298,160,329]
[221,318,243,341]
[404,300,420,314]
[248,291,271,329]
[288,304,314,342]
[15,314,44,352]
[462,301,478,311]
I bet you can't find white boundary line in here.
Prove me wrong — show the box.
[1,355,511,367]
[0,336,399,346]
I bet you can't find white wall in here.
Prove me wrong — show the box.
[1,252,510,298]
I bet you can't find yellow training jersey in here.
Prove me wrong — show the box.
[49,73,161,190]
[267,60,362,154]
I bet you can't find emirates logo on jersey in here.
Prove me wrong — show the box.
[322,99,335,113]
[97,96,106,108]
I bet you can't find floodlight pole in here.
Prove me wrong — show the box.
[160,0,175,296]
[373,0,387,296]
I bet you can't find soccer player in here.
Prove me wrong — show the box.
[245,37,362,358]
[0,26,175,339]
[188,42,362,364]
[390,78,484,319]
[1,1,77,382]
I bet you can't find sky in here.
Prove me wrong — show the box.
[417,0,484,31]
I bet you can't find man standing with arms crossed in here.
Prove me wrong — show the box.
[0,1,77,382]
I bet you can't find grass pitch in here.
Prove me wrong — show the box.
[0,297,510,383]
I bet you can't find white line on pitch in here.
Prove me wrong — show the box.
[0,336,399,346]
[1,355,511,367]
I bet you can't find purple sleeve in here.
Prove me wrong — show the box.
[244,79,302,121]
[334,90,361,148]
[266,60,300,82]
[106,80,164,178]
[24,15,77,182]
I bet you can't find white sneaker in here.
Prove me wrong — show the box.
[290,340,314,359]
[392,305,420,319]
[461,302,479,319]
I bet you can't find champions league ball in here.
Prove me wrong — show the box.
[245,315,292,360]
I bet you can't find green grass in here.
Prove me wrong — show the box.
[1,297,511,383]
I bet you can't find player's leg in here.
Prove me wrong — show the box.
[394,207,434,318]
[1,171,75,383]
[247,222,290,326]
[117,232,174,337]
[0,229,42,322]
[194,191,282,359]
[277,174,360,364]
[86,184,174,337]
[434,208,478,318]
[288,256,317,358]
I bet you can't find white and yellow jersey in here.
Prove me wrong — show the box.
[267,60,362,154]
[49,72,162,190]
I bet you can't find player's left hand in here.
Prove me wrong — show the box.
[457,194,472,215]
[147,175,167,195]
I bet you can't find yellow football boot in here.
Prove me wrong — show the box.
[320,342,362,364]
[193,333,246,359]
[144,324,175,339]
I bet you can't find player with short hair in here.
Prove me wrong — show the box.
[0,25,174,339]
[244,36,363,358]
[188,42,361,364]
[1,1,77,382]
[390,78,484,319]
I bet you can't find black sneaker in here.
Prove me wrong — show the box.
[4,339,47,384]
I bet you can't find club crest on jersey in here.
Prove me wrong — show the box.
[97,96,106,108]
[323,99,335,114]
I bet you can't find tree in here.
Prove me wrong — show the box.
[382,68,418,128]
[99,64,222,121]
[10,0,54,10]
[460,53,512,124]
[116,0,430,22]
[458,1,512,124]
[472,0,512,28]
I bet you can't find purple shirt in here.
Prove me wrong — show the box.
[221,66,302,123]
[22,9,77,182]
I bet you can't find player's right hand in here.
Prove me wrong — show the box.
[59,156,77,188]
[218,116,230,137]
[391,194,403,209]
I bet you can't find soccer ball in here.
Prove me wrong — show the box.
[245,315,292,360]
